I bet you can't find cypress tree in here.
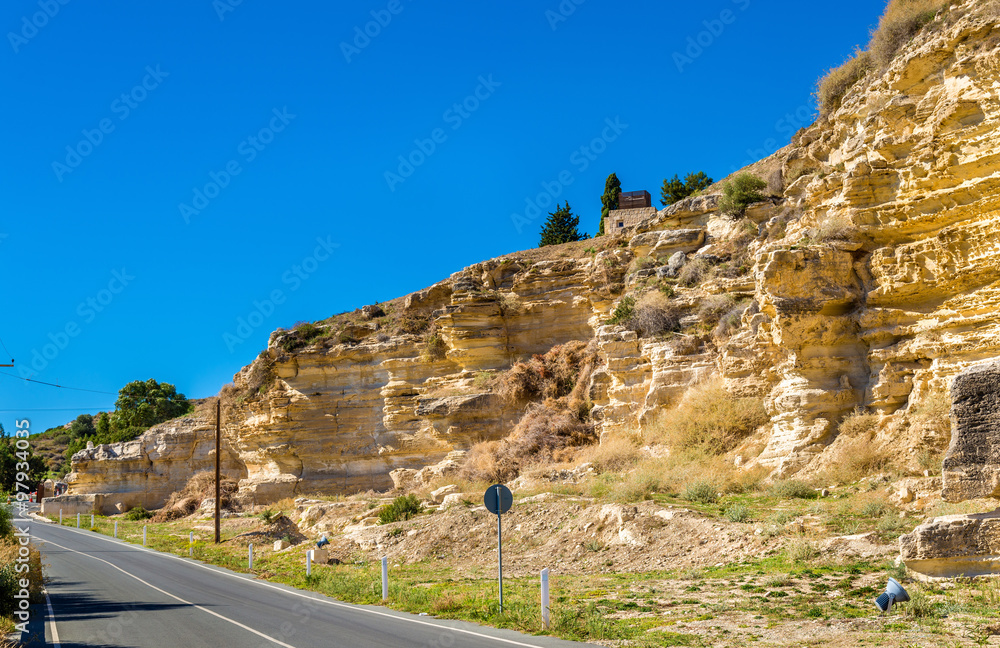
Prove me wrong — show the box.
[598,172,621,236]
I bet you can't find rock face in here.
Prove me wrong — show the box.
[66,1,1000,505]
[902,360,1000,578]
[65,417,245,513]
[942,360,1000,502]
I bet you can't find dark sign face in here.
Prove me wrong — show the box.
[484,484,513,514]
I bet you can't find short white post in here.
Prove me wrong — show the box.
[59,510,63,525]
[249,543,254,569]
[143,525,147,546]
[91,514,95,529]
[114,521,118,538]
[381,556,389,601]
[76,513,80,528]
[189,531,194,556]
[306,550,312,577]
[541,568,550,629]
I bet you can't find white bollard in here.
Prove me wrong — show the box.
[76,513,80,528]
[143,525,147,546]
[114,521,118,538]
[189,531,194,557]
[249,544,254,570]
[541,568,550,629]
[59,510,63,525]
[306,550,312,577]
[382,556,388,601]
[91,514,95,529]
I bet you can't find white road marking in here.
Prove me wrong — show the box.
[37,519,550,648]
[44,589,61,648]
[42,537,296,648]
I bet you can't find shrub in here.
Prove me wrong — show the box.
[461,402,597,483]
[816,48,873,115]
[683,480,718,504]
[576,434,643,473]
[788,538,818,562]
[697,294,735,327]
[645,378,768,454]
[494,341,595,404]
[768,480,817,500]
[717,173,767,217]
[280,321,327,352]
[124,506,153,521]
[395,314,430,336]
[870,0,946,68]
[677,258,710,287]
[379,494,422,524]
[822,410,891,484]
[0,506,12,540]
[259,509,276,524]
[624,291,681,338]
[713,305,746,339]
[421,335,447,361]
[607,295,636,325]
[813,215,855,243]
[724,503,752,523]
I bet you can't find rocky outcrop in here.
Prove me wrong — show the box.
[66,0,1000,505]
[942,360,1000,502]
[901,360,1000,578]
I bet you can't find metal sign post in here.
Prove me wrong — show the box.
[483,483,513,613]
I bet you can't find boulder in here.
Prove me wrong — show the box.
[273,539,291,551]
[656,251,686,279]
[430,484,460,504]
[942,360,1000,502]
[901,510,1000,579]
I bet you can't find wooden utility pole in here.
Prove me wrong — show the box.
[215,398,221,544]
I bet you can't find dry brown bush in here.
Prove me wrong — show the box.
[644,377,769,454]
[155,471,240,520]
[625,291,681,338]
[678,257,710,287]
[697,294,736,326]
[817,48,873,115]
[494,340,595,404]
[460,402,597,483]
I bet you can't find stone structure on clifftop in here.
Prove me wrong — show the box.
[901,360,1000,579]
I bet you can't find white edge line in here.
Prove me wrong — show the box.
[37,518,550,648]
[43,589,61,648]
[42,537,296,648]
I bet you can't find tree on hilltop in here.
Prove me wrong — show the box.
[598,172,621,236]
[539,202,587,247]
[660,171,713,206]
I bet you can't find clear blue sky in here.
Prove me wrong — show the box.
[1,0,881,435]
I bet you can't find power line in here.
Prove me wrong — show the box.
[0,371,118,395]
[0,333,12,361]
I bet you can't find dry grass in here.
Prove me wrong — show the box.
[575,433,644,473]
[644,377,769,455]
[816,0,953,115]
[820,410,892,485]
[813,214,856,243]
[460,402,597,483]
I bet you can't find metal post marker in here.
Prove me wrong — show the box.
[249,543,253,570]
[483,483,513,614]
[59,510,62,525]
[91,514,94,529]
[114,521,118,538]
[382,556,389,601]
[189,531,194,556]
[541,568,550,629]
[497,485,503,613]
[306,551,312,577]
[76,513,80,528]
[143,525,147,546]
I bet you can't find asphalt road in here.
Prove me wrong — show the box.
[25,518,598,648]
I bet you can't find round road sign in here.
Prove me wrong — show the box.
[484,483,513,515]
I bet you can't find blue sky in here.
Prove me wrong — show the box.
[1,0,881,435]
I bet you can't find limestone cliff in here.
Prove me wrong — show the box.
[65,0,1000,506]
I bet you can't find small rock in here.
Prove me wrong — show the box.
[820,489,830,497]
[361,304,385,320]
[430,484,460,504]
[274,539,291,551]
[897,486,915,504]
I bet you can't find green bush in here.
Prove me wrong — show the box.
[718,173,767,217]
[124,506,153,521]
[683,480,718,504]
[0,504,12,539]
[607,295,636,325]
[379,494,422,525]
[259,509,276,524]
[768,480,817,500]
[724,503,752,523]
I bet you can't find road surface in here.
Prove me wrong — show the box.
[25,519,597,648]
